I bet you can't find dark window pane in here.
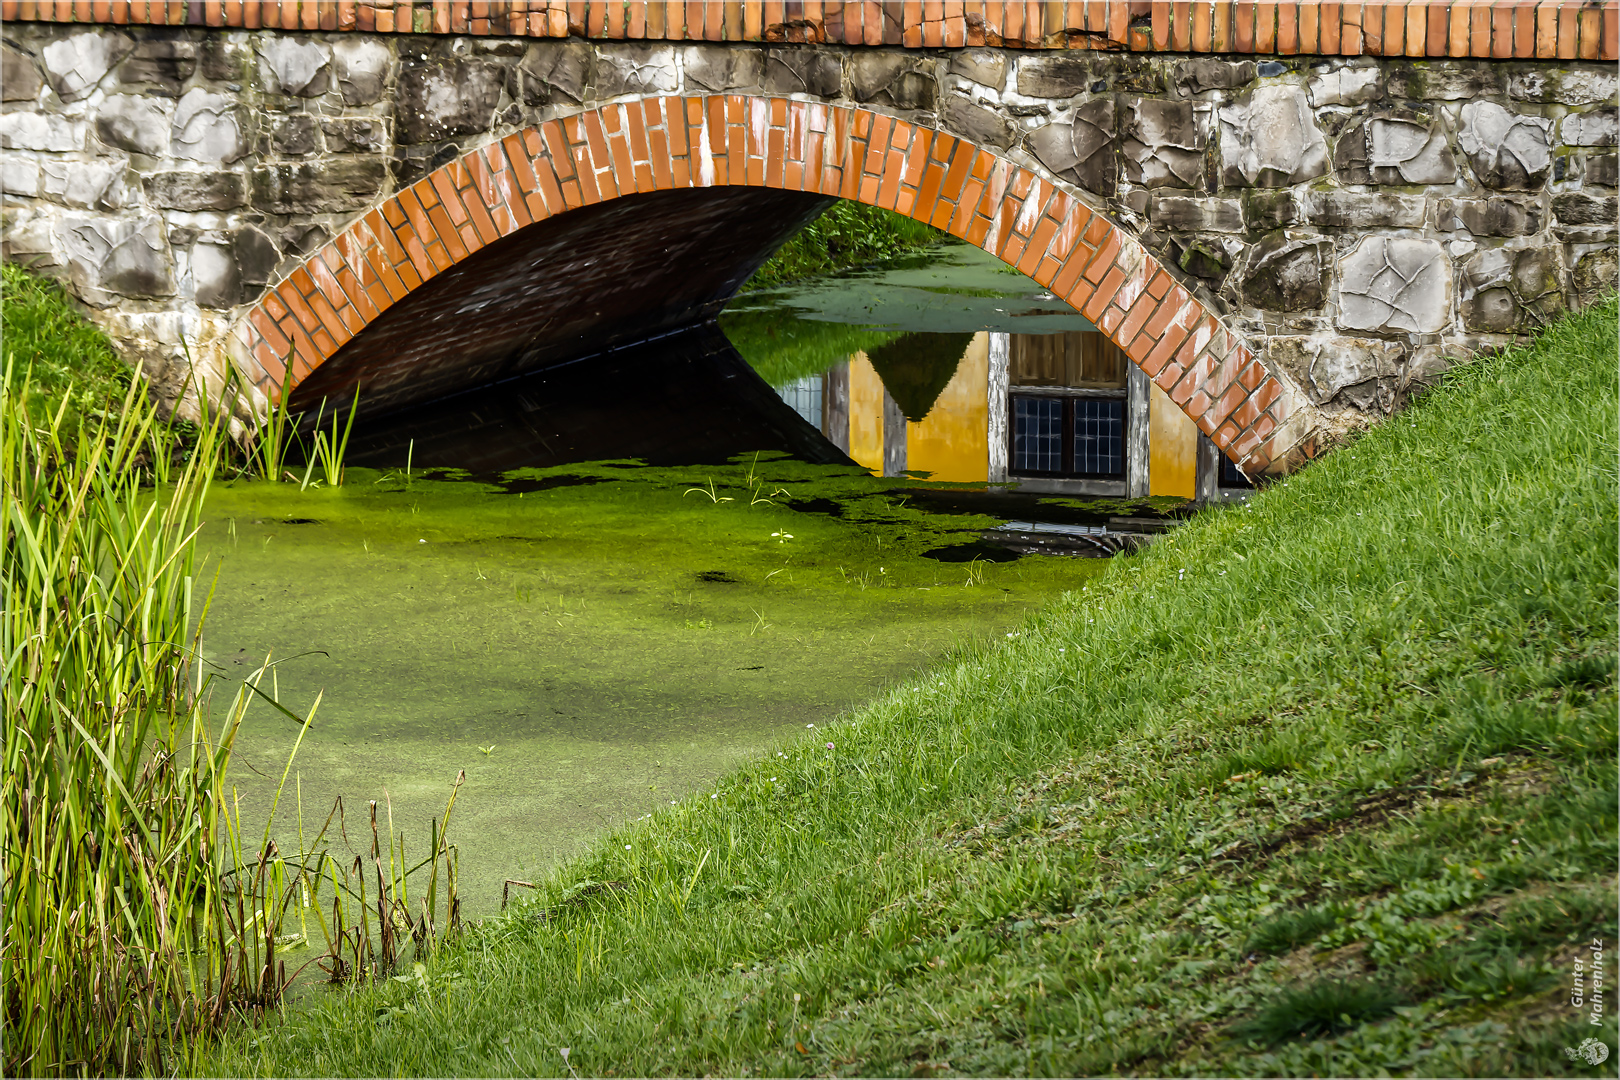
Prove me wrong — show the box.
[1220,453,1253,488]
[1073,398,1123,477]
[1012,396,1063,473]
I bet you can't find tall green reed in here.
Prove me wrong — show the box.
[2,362,458,1075]
[3,362,241,1074]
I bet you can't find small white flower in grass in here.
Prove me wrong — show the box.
[710,793,719,799]
[769,777,776,782]
[625,844,632,850]
[418,539,427,544]
[826,742,835,750]
[806,723,815,728]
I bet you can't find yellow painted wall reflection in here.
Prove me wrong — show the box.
[847,353,886,475]
[906,332,988,482]
[1148,379,1198,498]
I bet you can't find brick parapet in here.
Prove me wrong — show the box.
[4,1,1616,61]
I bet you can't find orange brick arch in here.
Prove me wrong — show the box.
[230,95,1301,474]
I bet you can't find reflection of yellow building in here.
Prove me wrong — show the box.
[789,330,1250,502]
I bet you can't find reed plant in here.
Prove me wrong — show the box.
[2,361,459,1075]
[2,361,240,1074]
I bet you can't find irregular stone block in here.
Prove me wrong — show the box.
[1243,188,1303,232]
[257,37,332,97]
[61,215,174,301]
[1552,192,1618,226]
[2,43,44,102]
[41,31,132,102]
[1240,233,1330,311]
[762,48,841,98]
[1174,58,1255,95]
[2,153,40,198]
[941,95,1015,151]
[1016,54,1095,98]
[172,89,249,164]
[396,57,504,144]
[95,94,173,157]
[595,43,677,98]
[1586,153,1620,188]
[143,170,247,211]
[115,38,196,96]
[233,225,281,286]
[250,158,388,214]
[1307,191,1425,229]
[0,112,84,153]
[1171,236,1232,282]
[1336,114,1457,186]
[1306,63,1383,107]
[270,114,319,156]
[1122,98,1205,189]
[1219,85,1328,187]
[332,37,392,106]
[1458,246,1563,332]
[683,45,763,93]
[1573,247,1618,305]
[1,208,59,269]
[1151,194,1243,233]
[848,53,934,110]
[323,117,387,154]
[1436,197,1542,237]
[513,40,590,105]
[1457,102,1551,190]
[1266,334,1404,406]
[1385,61,1502,101]
[1509,68,1618,106]
[948,49,1006,90]
[190,241,241,308]
[41,156,128,210]
[1562,109,1618,148]
[1025,96,1115,196]
[1337,236,1451,334]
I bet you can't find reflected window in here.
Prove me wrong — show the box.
[1220,453,1254,489]
[1074,398,1124,476]
[1012,396,1063,473]
[775,374,823,430]
[1009,331,1127,480]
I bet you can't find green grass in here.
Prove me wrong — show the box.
[2,261,131,437]
[743,201,949,293]
[204,300,1619,1077]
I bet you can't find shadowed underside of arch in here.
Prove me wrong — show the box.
[230,95,1303,474]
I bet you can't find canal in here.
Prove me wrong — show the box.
[194,232,1226,934]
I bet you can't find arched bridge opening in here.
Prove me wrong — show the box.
[234,96,1298,475]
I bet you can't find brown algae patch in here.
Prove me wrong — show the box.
[195,457,1105,918]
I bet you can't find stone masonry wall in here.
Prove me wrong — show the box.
[2,23,1616,438]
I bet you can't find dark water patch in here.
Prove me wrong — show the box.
[921,540,1023,563]
[341,324,850,475]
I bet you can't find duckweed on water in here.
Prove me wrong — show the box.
[197,454,1109,920]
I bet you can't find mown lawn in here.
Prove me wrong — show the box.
[208,300,1618,1077]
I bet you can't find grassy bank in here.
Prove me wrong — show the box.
[2,261,130,436]
[208,301,1618,1077]
[744,202,948,292]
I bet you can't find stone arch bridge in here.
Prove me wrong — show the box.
[2,3,1616,474]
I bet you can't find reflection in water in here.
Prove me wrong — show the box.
[723,239,1252,501]
[341,323,848,474]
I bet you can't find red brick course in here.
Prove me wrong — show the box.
[7,0,1616,57]
[223,94,1303,473]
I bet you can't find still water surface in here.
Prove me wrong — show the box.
[197,240,1115,924]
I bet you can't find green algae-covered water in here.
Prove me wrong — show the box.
[196,456,1105,919]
